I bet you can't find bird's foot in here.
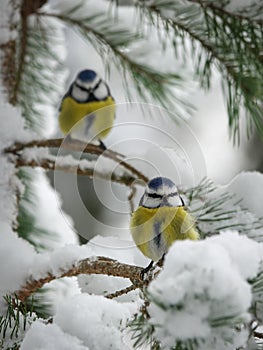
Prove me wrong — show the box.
[140,260,154,280]
[140,255,166,281]
[99,140,107,151]
[156,254,165,268]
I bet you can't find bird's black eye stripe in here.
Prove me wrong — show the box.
[167,192,178,197]
[147,193,162,198]
[75,79,101,93]
[75,83,91,92]
[93,79,102,91]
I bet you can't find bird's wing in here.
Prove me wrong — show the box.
[105,83,116,119]
[58,84,73,111]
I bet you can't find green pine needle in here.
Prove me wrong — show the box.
[135,0,263,143]
[129,312,160,349]
[15,15,65,135]
[183,178,263,240]
[0,295,36,350]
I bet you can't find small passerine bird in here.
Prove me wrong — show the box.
[59,69,115,149]
[130,177,199,264]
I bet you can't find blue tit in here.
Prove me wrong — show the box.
[130,177,199,263]
[59,69,115,149]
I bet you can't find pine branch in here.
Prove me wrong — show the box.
[105,284,138,299]
[16,257,148,302]
[14,157,139,188]
[5,138,149,183]
[8,0,48,105]
[184,178,263,240]
[130,311,158,349]
[0,0,67,134]
[187,0,263,24]
[135,0,263,143]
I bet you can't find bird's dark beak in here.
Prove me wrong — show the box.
[160,197,169,207]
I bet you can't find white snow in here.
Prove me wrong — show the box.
[54,294,131,350]
[0,99,36,225]
[0,0,19,45]
[0,226,89,307]
[187,172,263,243]
[148,234,254,350]
[0,232,142,298]
[0,223,36,297]
[21,294,134,349]
[0,310,37,350]
[221,172,263,242]
[0,99,38,307]
[227,171,263,218]
[209,231,262,280]
[19,168,79,251]
[21,321,88,350]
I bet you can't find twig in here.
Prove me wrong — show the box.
[105,284,138,299]
[5,138,149,183]
[15,157,139,187]
[16,256,147,302]
[128,184,137,213]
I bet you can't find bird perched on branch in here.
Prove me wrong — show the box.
[130,177,199,271]
[59,69,115,149]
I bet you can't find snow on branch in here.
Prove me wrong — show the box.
[16,256,147,302]
[5,138,149,185]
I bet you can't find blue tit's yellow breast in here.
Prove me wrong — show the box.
[130,206,199,261]
[59,95,115,138]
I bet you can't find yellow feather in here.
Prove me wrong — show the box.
[130,206,199,261]
[59,95,115,140]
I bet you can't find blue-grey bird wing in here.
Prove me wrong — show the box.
[105,83,116,119]
[58,84,73,111]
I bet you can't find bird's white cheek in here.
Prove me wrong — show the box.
[142,197,162,208]
[167,196,183,207]
[93,83,108,100]
[72,85,89,102]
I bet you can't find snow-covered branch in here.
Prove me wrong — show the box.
[17,256,146,302]
[5,138,149,184]
[15,157,139,187]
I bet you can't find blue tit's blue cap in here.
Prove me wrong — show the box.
[148,177,175,190]
[77,70,97,82]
